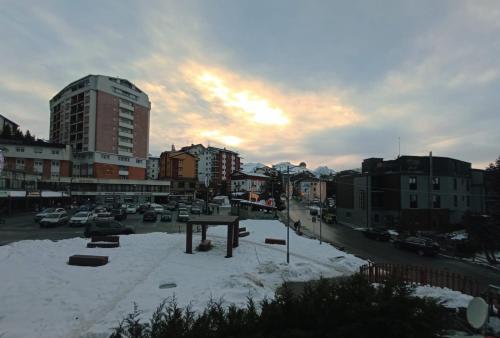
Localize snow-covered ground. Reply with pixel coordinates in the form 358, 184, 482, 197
0, 220, 365, 338
413, 285, 473, 308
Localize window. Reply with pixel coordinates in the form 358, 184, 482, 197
101, 154, 110, 159
16, 147, 24, 153
358, 190, 365, 209
432, 177, 440, 190
409, 176, 417, 190
118, 156, 130, 162
119, 166, 128, 171
119, 118, 133, 125
410, 195, 418, 208
136, 159, 142, 164
16, 159, 25, 165
51, 150, 60, 155
453, 178, 457, 190
119, 127, 132, 134
432, 195, 441, 208
34, 148, 43, 154
51, 160, 59, 166
454, 195, 458, 208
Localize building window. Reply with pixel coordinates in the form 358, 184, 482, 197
454, 195, 458, 208
432, 195, 441, 208
432, 177, 440, 190
51, 160, 59, 166
52, 150, 60, 155
16, 147, 24, 153
358, 190, 365, 209
136, 159, 142, 164
101, 154, 110, 159
34, 148, 43, 154
453, 178, 457, 190
118, 156, 130, 162
409, 176, 417, 190
410, 195, 418, 208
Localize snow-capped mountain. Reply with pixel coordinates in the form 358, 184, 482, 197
241, 162, 267, 174
313, 166, 336, 177
272, 162, 311, 174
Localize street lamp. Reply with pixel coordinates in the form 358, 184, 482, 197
285, 164, 302, 264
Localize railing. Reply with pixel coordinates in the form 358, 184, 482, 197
359, 263, 483, 296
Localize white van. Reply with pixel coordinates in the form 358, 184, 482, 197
212, 196, 230, 206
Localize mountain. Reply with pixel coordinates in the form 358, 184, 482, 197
313, 166, 336, 177
272, 162, 311, 174
241, 162, 267, 174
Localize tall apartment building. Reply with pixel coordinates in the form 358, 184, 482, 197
181, 144, 241, 191
146, 156, 160, 180
49, 75, 150, 180
336, 155, 486, 230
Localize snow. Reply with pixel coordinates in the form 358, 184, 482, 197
241, 162, 267, 174
0, 220, 365, 338
413, 285, 473, 308
313, 166, 336, 177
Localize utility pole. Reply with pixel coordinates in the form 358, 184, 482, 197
287, 165, 290, 264
428, 151, 433, 227
319, 177, 322, 244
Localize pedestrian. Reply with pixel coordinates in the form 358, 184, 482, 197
297, 220, 301, 232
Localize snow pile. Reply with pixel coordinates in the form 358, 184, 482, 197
0, 220, 365, 338
414, 285, 473, 308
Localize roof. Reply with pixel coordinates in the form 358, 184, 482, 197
232, 171, 270, 179
187, 215, 239, 225
160, 150, 196, 159
180, 144, 206, 151
0, 138, 67, 149
207, 146, 239, 155
0, 114, 19, 128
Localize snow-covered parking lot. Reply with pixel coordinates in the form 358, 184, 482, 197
0, 220, 365, 338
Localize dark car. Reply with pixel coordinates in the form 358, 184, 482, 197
393, 236, 440, 256
111, 208, 127, 221
138, 204, 150, 214
160, 211, 172, 222
83, 220, 134, 237
362, 228, 391, 241
143, 210, 157, 222
178, 210, 190, 222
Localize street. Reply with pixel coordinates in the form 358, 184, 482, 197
287, 200, 500, 290
0, 210, 199, 245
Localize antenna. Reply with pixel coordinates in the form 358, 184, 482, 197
466, 297, 488, 329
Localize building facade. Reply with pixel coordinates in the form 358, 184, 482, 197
159, 150, 197, 194
49, 75, 150, 180
231, 171, 269, 194
296, 179, 327, 203
336, 156, 486, 230
146, 156, 160, 180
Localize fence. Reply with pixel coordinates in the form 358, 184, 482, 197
359, 263, 483, 296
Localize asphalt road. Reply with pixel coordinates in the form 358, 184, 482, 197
0, 210, 201, 245
287, 199, 500, 290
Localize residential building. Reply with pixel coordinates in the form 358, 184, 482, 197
0, 114, 19, 135
146, 156, 160, 180
231, 171, 270, 194
295, 179, 327, 203
336, 155, 486, 230
49, 75, 150, 180
159, 150, 197, 194
181, 144, 241, 192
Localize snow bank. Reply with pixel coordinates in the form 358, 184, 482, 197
414, 285, 473, 308
0, 220, 365, 338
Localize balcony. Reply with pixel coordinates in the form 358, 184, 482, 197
119, 110, 134, 121
118, 139, 133, 148
118, 130, 133, 138
119, 121, 134, 129
118, 150, 133, 157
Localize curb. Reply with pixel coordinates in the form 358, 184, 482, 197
440, 253, 500, 272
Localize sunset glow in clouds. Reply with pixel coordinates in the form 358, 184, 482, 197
1, 1, 500, 168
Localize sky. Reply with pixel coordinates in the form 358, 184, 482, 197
1, 0, 499, 170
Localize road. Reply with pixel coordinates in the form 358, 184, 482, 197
287, 200, 500, 290
0, 210, 214, 245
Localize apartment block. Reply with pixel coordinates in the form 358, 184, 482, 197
49, 75, 150, 180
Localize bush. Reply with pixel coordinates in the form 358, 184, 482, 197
110, 274, 451, 338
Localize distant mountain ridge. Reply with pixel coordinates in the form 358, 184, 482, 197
241, 161, 336, 177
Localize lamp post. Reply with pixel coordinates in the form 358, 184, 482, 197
285, 164, 302, 264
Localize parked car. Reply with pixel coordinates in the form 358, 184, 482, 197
69, 211, 95, 227
34, 208, 65, 222
126, 204, 137, 214
393, 236, 440, 256
40, 212, 69, 228
138, 204, 150, 214
83, 220, 135, 237
160, 210, 172, 222
178, 210, 190, 222
166, 202, 177, 211
361, 228, 391, 241
143, 210, 158, 222
151, 204, 164, 214
190, 206, 202, 215
111, 208, 127, 221
95, 212, 114, 222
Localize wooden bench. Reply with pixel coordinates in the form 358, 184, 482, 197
265, 238, 286, 245
87, 242, 120, 248
238, 231, 250, 237
198, 240, 212, 252
238, 227, 247, 233
68, 254, 108, 266
91, 235, 120, 243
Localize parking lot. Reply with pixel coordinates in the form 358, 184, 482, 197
0, 208, 229, 245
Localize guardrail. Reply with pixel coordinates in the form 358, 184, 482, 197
359, 263, 483, 296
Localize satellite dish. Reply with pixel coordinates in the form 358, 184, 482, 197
466, 297, 489, 329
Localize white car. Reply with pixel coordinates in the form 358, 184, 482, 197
151, 204, 164, 214
40, 212, 69, 228
69, 211, 95, 227
95, 212, 114, 222
34, 208, 65, 222
126, 204, 137, 214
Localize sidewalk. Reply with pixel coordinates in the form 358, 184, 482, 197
440, 252, 500, 273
